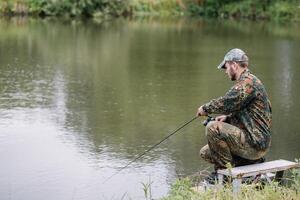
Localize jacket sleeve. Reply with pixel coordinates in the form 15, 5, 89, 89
202, 81, 255, 115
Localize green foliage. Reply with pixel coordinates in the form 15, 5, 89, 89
0, 0, 12, 15
0, 0, 130, 17
141, 178, 154, 200
0, 0, 300, 21
131, 0, 184, 16
219, 0, 267, 19
187, 0, 300, 21
202, 0, 222, 17
290, 159, 300, 192
0, 0, 28, 15
187, 3, 204, 16
162, 178, 197, 200
31, 0, 130, 17
269, 1, 299, 21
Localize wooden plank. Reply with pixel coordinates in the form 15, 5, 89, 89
218, 159, 299, 178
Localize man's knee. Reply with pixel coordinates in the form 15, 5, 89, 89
199, 146, 207, 159
199, 145, 215, 164
199, 144, 211, 159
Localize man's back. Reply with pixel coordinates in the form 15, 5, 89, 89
229, 70, 272, 151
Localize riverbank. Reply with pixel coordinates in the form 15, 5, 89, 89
1, 0, 300, 22
162, 167, 300, 200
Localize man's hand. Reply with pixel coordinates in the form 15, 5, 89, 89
215, 115, 227, 122
196, 106, 207, 117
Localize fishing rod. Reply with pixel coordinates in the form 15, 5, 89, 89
103, 115, 215, 184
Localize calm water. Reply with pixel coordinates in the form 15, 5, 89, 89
0, 17, 300, 199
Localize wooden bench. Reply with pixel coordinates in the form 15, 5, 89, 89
217, 159, 300, 195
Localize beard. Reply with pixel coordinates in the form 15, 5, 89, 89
228, 68, 236, 81
231, 74, 236, 81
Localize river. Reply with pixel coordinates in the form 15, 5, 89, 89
0, 17, 300, 199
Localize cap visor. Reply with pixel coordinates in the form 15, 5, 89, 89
217, 60, 225, 69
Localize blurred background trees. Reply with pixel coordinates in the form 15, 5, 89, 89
0, 0, 299, 21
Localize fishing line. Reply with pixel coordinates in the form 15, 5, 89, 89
103, 115, 200, 183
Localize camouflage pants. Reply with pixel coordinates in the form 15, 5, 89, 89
200, 121, 267, 170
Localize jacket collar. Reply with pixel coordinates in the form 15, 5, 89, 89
238, 68, 250, 81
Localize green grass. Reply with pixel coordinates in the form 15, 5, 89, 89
162, 166, 300, 200
162, 178, 300, 200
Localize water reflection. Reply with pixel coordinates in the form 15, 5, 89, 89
0, 17, 300, 199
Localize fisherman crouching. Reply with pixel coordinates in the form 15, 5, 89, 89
196, 48, 272, 183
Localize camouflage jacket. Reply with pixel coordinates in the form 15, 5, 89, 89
202, 69, 272, 150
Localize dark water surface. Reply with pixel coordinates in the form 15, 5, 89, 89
0, 17, 300, 199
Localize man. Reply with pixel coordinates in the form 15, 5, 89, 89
196, 48, 272, 179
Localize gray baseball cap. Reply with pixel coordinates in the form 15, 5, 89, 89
217, 48, 248, 69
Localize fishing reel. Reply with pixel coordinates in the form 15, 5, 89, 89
202, 116, 215, 126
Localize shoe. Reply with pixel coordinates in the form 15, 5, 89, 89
203, 171, 230, 185
233, 155, 265, 167
203, 171, 218, 185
